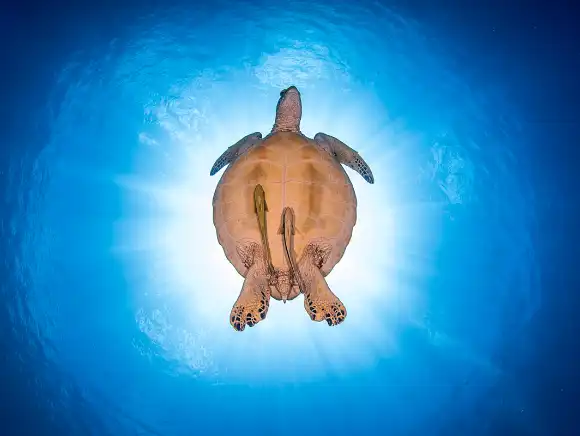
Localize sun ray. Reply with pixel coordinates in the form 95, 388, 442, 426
115, 76, 441, 384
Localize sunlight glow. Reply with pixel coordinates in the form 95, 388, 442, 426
114, 61, 441, 384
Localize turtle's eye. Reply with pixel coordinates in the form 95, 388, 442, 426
280, 89, 287, 97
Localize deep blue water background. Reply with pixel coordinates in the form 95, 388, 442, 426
1, 1, 579, 435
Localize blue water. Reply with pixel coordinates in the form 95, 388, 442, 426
2, 1, 575, 435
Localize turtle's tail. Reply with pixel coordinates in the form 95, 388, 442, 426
278, 207, 306, 302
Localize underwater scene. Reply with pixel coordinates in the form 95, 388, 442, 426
1, 1, 578, 435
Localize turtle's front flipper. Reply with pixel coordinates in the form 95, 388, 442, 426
231, 242, 271, 331
210, 132, 263, 176
313, 132, 374, 184
297, 242, 347, 326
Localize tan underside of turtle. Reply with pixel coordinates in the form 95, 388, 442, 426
213, 132, 356, 282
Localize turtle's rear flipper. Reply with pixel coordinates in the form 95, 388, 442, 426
297, 243, 347, 326
231, 243, 271, 332
278, 207, 345, 325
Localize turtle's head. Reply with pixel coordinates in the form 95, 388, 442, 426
273, 85, 302, 133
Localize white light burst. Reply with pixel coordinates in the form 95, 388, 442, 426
113, 63, 440, 385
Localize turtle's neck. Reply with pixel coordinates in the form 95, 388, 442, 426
272, 111, 301, 133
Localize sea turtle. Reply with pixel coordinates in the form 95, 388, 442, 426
210, 86, 374, 331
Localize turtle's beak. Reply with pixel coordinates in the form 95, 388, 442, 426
280, 85, 299, 97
